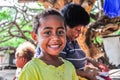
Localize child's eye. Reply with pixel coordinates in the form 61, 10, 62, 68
57, 31, 65, 35
44, 31, 51, 35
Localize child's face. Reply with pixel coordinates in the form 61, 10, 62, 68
35, 15, 66, 56
66, 25, 83, 41
15, 54, 28, 68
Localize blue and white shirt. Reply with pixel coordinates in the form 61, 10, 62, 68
60, 39, 87, 70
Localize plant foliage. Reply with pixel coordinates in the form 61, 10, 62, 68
0, 2, 44, 53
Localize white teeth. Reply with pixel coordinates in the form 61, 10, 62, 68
50, 45, 59, 48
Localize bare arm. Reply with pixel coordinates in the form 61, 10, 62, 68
76, 69, 98, 80
87, 58, 109, 72
87, 58, 100, 70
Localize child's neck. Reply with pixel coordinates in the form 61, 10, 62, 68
40, 56, 64, 67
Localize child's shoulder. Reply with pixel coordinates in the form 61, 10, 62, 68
61, 58, 74, 66
61, 58, 76, 71
24, 58, 40, 67
22, 58, 43, 71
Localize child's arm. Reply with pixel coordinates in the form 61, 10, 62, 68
87, 58, 109, 72
18, 62, 42, 80
18, 67, 38, 80
72, 69, 79, 80
70, 63, 79, 80
76, 69, 98, 80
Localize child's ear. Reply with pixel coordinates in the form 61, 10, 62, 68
31, 31, 38, 43
21, 58, 28, 65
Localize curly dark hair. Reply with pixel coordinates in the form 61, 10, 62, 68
61, 3, 90, 28
33, 9, 65, 34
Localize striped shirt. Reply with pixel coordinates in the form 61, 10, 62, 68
59, 40, 87, 70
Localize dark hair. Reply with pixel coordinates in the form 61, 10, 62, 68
33, 9, 65, 34
61, 3, 90, 28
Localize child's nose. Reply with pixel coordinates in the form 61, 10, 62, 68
75, 32, 80, 37
51, 34, 59, 40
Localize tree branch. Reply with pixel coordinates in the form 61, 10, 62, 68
0, 46, 15, 51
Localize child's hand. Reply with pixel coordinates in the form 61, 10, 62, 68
85, 67, 99, 80
98, 63, 109, 72
86, 70, 99, 80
